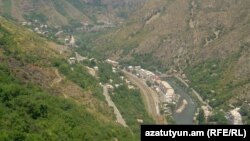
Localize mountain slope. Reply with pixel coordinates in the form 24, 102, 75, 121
0, 0, 146, 26
0, 16, 135, 140
92, 0, 250, 110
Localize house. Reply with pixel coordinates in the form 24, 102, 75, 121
65, 35, 76, 47
106, 84, 114, 91
68, 57, 76, 64
115, 84, 120, 88
112, 67, 117, 73
120, 76, 124, 80
94, 66, 99, 71
105, 59, 119, 67
34, 27, 39, 32
128, 85, 135, 89
228, 108, 243, 125
201, 105, 212, 121
159, 81, 177, 103
65, 38, 69, 44
165, 89, 175, 103
127, 66, 133, 71
159, 81, 172, 94
137, 119, 144, 124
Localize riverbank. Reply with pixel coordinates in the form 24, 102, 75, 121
166, 77, 197, 124
176, 99, 188, 113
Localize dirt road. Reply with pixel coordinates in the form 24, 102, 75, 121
102, 85, 127, 127
122, 70, 165, 124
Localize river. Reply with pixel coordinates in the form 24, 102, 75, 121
166, 78, 197, 124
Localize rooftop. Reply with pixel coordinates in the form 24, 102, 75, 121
161, 81, 172, 89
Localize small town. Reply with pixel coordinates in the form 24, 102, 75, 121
66, 45, 244, 125
126, 65, 180, 115
18, 13, 244, 125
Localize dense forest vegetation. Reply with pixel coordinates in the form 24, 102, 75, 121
0, 62, 134, 140
112, 86, 154, 134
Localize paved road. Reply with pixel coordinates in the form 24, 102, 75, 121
123, 70, 165, 124
102, 85, 127, 127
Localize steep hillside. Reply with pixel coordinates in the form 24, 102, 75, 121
92, 0, 250, 112
0, 0, 146, 26
0, 16, 136, 140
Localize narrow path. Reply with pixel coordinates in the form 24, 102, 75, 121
51, 69, 63, 87
102, 85, 127, 127
123, 70, 165, 124
75, 52, 87, 62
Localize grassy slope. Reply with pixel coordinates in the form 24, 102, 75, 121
0, 17, 135, 140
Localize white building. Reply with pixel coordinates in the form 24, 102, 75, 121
165, 89, 175, 103
201, 105, 212, 121
65, 35, 76, 47
159, 81, 172, 94
159, 81, 177, 103
106, 84, 114, 91
137, 69, 158, 83
94, 66, 99, 71
68, 57, 76, 64
228, 108, 243, 125
105, 59, 119, 67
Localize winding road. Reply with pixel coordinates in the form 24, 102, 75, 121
102, 85, 127, 127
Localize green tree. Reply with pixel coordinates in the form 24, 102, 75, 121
197, 109, 206, 124
209, 110, 228, 124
